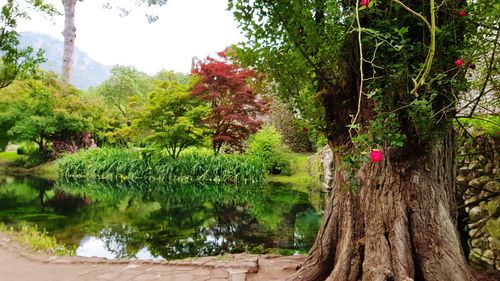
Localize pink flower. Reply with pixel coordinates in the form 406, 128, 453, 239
458, 10, 467, 17
370, 149, 383, 163
454, 58, 464, 67
360, 0, 370, 8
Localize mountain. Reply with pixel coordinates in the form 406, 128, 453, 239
19, 32, 111, 90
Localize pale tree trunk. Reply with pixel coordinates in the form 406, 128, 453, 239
61, 0, 77, 84
288, 132, 474, 281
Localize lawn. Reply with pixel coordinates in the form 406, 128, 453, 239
0, 151, 24, 163
267, 152, 316, 192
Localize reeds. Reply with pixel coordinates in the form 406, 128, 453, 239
57, 147, 266, 184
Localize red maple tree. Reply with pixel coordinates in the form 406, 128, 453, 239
191, 50, 268, 155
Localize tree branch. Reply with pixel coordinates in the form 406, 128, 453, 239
391, 0, 431, 31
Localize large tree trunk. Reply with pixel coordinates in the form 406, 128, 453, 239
61, 0, 77, 84
288, 133, 474, 281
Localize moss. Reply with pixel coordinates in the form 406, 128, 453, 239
485, 217, 500, 239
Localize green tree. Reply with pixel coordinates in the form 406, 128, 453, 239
229, 0, 492, 280
97, 65, 152, 119
0, 0, 57, 89
137, 80, 209, 158
154, 69, 190, 84
0, 82, 23, 150
5, 72, 92, 160
94, 65, 153, 145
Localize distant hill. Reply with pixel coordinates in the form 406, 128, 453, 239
19, 32, 111, 90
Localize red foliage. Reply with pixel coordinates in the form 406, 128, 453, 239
192, 50, 269, 154
50, 131, 97, 158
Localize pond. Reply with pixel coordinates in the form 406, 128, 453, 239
0, 175, 323, 260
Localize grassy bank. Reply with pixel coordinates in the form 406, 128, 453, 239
0, 223, 74, 255
267, 152, 316, 192
58, 147, 267, 184
0, 152, 57, 180
3, 149, 317, 189
0, 151, 23, 163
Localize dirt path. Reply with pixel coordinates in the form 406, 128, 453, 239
0, 234, 304, 281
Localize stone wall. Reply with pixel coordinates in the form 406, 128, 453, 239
307, 145, 333, 193
458, 135, 500, 270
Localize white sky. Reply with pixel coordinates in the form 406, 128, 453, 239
14, 0, 245, 74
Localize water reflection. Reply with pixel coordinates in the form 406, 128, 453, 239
0, 176, 323, 260
77, 235, 161, 260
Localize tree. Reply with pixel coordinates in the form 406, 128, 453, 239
5, 72, 92, 160
136, 80, 209, 158
61, 0, 78, 84
154, 69, 190, 84
0, 81, 22, 150
191, 51, 268, 155
92, 65, 153, 145
230, 0, 485, 280
60, 0, 168, 84
97, 65, 152, 119
0, 0, 57, 88
267, 99, 315, 152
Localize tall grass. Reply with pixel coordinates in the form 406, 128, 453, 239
57, 147, 267, 184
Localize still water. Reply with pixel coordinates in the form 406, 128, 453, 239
0, 175, 323, 260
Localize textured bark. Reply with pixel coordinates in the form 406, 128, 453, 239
287, 133, 474, 281
61, 0, 77, 84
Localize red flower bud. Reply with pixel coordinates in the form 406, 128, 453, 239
370, 149, 383, 163
469, 63, 476, 70
360, 0, 370, 8
455, 58, 464, 67
301, 127, 309, 134
458, 10, 467, 17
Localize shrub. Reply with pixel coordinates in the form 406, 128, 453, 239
16, 142, 37, 155
246, 125, 292, 175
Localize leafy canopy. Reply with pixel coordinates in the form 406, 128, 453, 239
136, 80, 210, 158
0, 0, 58, 89
1, 72, 94, 159
191, 50, 269, 154
229, 0, 481, 157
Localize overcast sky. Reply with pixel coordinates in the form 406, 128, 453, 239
14, 0, 245, 74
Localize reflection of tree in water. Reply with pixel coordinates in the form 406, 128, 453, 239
143, 203, 263, 259
49, 191, 92, 213
99, 225, 146, 259
25, 176, 54, 213
26, 180, 323, 259
294, 209, 322, 249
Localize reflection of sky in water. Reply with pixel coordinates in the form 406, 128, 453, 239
76, 235, 162, 260
0, 176, 323, 260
